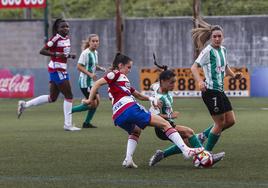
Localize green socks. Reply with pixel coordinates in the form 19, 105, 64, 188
71, 104, 97, 124
205, 132, 220, 151
163, 135, 202, 158
72, 104, 89, 113
203, 125, 214, 138
163, 144, 182, 157
188, 135, 203, 148
84, 108, 97, 124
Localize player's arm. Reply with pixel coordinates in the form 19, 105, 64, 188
226, 65, 243, 80
132, 90, 161, 108
77, 63, 97, 80
191, 63, 206, 91
82, 78, 107, 106
40, 46, 55, 57
96, 65, 106, 72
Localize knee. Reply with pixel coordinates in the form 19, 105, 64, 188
225, 119, 236, 128
132, 129, 141, 136
178, 127, 194, 138
49, 96, 57, 103
185, 128, 194, 138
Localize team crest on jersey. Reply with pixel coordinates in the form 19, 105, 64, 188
216, 66, 225, 73
125, 82, 131, 89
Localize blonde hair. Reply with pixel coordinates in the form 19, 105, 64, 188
192, 17, 223, 55
81, 34, 99, 50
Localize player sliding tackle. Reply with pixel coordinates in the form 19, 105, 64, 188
148, 54, 225, 168
82, 52, 203, 168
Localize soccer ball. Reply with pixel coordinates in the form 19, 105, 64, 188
193, 151, 213, 168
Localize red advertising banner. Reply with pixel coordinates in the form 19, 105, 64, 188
0, 69, 34, 98
0, 0, 46, 9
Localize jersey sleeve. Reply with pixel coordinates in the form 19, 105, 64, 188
130, 87, 136, 93
223, 47, 228, 65
45, 35, 59, 49
103, 70, 121, 84
195, 47, 210, 67
77, 51, 87, 66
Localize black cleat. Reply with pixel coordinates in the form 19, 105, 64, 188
149, 150, 164, 166
82, 122, 97, 128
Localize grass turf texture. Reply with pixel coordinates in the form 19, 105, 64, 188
0, 98, 267, 188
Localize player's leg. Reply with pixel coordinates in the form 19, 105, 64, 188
205, 114, 225, 151
149, 125, 203, 166
58, 79, 80, 131
17, 81, 57, 119
223, 111, 236, 129
150, 114, 203, 159
72, 88, 89, 113
122, 126, 141, 168
83, 94, 99, 128
196, 124, 214, 144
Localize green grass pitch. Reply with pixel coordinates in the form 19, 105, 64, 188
0, 98, 267, 188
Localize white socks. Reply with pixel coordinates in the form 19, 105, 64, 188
25, 95, 49, 108
166, 128, 190, 154
63, 99, 73, 127
125, 135, 139, 161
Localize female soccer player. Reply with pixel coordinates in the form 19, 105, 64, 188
148, 69, 225, 167
71, 34, 106, 128
17, 18, 80, 131
82, 53, 203, 168
191, 17, 243, 151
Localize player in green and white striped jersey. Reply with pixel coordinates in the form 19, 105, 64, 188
148, 70, 225, 167
191, 17, 243, 152
72, 34, 106, 128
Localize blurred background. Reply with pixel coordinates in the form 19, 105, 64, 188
0, 0, 268, 98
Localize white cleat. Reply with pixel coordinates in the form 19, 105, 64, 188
64, 126, 81, 131
211, 151, 225, 166
149, 150, 164, 166
122, 158, 138, 168
183, 147, 204, 159
17, 100, 26, 119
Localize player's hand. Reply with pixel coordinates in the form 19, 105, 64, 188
198, 80, 206, 92
92, 74, 97, 81
171, 111, 180, 119
82, 98, 91, 105
234, 72, 243, 80
69, 53, 76, 59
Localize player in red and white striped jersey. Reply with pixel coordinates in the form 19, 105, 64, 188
83, 53, 204, 168
17, 18, 80, 131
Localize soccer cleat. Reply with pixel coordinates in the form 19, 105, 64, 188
82, 122, 97, 128
184, 147, 204, 159
211, 151, 225, 166
64, 126, 81, 131
17, 100, 26, 119
149, 150, 164, 166
122, 158, 138, 168
196, 132, 207, 144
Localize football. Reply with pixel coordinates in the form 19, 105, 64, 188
193, 151, 213, 168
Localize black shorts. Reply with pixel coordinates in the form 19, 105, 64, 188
155, 121, 175, 141
202, 89, 233, 115
80, 87, 98, 98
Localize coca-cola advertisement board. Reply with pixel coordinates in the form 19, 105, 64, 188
0, 69, 34, 98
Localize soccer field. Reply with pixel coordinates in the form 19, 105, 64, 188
0, 98, 267, 188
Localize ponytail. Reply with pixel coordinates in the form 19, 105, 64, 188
111, 52, 132, 70
192, 17, 223, 55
